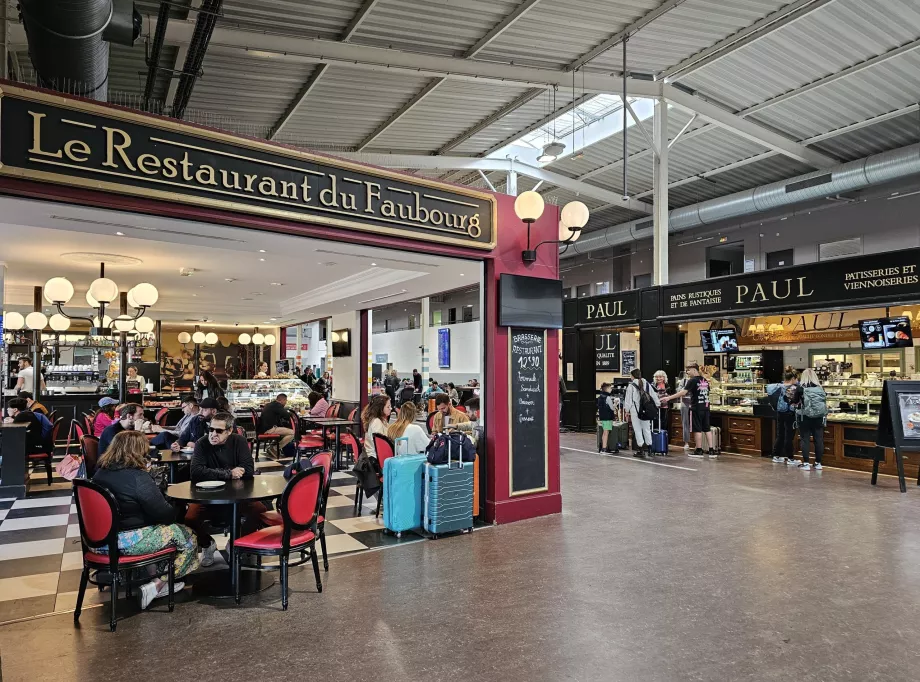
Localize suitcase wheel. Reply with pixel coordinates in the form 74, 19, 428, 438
395, 531, 402, 539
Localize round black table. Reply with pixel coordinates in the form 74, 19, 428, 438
167, 477, 290, 598
152, 450, 191, 484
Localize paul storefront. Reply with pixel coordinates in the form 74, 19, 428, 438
659, 248, 920, 477
0, 82, 562, 523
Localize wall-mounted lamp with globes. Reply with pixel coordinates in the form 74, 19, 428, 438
514, 191, 589, 263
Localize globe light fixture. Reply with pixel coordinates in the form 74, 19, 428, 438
264, 333, 276, 346
49, 314, 71, 331
204, 332, 219, 345
252, 332, 265, 345
514, 191, 545, 223
178, 331, 192, 344
192, 331, 206, 344
114, 315, 135, 332
86, 290, 99, 308
238, 332, 252, 345
88, 277, 119, 304
130, 283, 159, 307
43, 277, 74, 304
26, 311, 48, 330
520, 199, 590, 263
5, 311, 24, 330
134, 316, 155, 334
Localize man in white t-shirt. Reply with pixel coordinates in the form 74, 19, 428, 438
14, 357, 44, 395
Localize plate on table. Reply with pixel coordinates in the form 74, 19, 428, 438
195, 481, 226, 489
181, 447, 194, 454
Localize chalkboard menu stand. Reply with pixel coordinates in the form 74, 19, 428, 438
509, 329, 548, 497
873, 381, 920, 493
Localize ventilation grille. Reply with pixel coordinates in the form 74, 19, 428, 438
634, 219, 654, 231
819, 237, 862, 261
785, 173, 832, 194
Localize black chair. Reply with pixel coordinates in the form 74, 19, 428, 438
72, 479, 178, 631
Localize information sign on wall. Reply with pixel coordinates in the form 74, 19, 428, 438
594, 332, 619, 371
437, 328, 450, 368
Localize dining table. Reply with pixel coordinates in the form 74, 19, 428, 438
152, 448, 192, 483
298, 416, 360, 470
166, 476, 290, 598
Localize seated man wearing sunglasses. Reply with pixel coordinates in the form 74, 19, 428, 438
184, 412, 263, 567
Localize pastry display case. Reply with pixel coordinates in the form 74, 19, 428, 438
225, 378, 312, 414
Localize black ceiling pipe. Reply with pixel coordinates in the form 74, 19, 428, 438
143, 1, 171, 109
171, 0, 222, 119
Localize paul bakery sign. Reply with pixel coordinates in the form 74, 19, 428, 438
661, 248, 920, 318
576, 290, 639, 325
0, 86, 495, 249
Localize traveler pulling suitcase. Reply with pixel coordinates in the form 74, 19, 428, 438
650, 411, 669, 455
382, 454, 427, 537
424, 437, 474, 538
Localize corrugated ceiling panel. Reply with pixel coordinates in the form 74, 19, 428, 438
680, 0, 920, 111
668, 155, 811, 207
748, 50, 920, 141
275, 68, 430, 149
476, 0, 662, 69
185, 52, 317, 131
581, 204, 651, 232
366, 81, 532, 153
667, 129, 768, 181
217, 0, 364, 40
813, 111, 920, 161
590, 0, 789, 76
351, 0, 520, 55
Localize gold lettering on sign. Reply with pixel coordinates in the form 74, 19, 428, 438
737, 277, 814, 305
28, 112, 63, 159
586, 301, 627, 320
63, 139, 91, 163
102, 126, 136, 171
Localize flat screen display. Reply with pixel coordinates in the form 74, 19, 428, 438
331, 329, 352, 357
859, 317, 913, 349
700, 329, 739, 353
499, 274, 563, 329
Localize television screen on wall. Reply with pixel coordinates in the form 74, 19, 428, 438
700, 329, 739, 353
859, 317, 913, 349
499, 274, 563, 329
331, 329, 352, 357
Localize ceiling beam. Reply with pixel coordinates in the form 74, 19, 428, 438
438, 88, 545, 154
661, 0, 835, 81
341, 0, 383, 41
567, 0, 687, 72
664, 85, 838, 168
269, 0, 383, 140
354, 1, 543, 152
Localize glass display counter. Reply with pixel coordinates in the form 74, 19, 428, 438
225, 378, 311, 414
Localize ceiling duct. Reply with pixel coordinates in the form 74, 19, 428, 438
563, 143, 920, 259
19, 0, 140, 102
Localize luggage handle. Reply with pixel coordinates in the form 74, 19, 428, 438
447, 432, 462, 470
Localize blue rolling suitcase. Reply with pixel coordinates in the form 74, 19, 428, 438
382, 454, 426, 537
651, 411, 669, 455
423, 441, 474, 537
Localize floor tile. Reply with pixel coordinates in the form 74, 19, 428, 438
66, 524, 81, 538
0, 514, 70, 532
60, 551, 84, 572
0, 572, 59, 602
0, 555, 64, 580
10, 497, 74, 509
0, 538, 66, 561
348, 528, 426, 550
57, 569, 85, 594
23, 485, 73, 498
0, 500, 16, 511
329, 515, 386, 534
5, 505, 71, 520
0, 594, 57, 622
0, 526, 69, 545
62, 538, 83, 553
317, 534, 367, 556
325, 495, 361, 508
54, 588, 107, 613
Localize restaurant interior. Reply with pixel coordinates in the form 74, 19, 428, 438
0, 192, 484, 623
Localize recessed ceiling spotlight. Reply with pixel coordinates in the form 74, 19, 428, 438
460, 273, 465, 277
115, 231, 125, 236
242, 297, 253, 301
371, 262, 377, 266
270, 282, 284, 286
251, 292, 263, 296
259, 249, 266, 253
259, 258, 265, 262
225, 278, 236, 282
198, 285, 205, 288
269, 317, 277, 321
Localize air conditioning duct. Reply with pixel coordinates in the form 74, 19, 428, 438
563, 143, 920, 259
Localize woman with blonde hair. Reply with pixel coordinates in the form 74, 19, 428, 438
92, 430, 200, 610
795, 368, 827, 470
387, 402, 431, 455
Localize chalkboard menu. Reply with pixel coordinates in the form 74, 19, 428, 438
509, 329, 548, 496
595, 332, 619, 371
621, 350, 637, 376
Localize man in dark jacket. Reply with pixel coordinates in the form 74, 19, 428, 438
171, 398, 218, 450
7, 397, 50, 453
259, 393, 294, 455
184, 412, 262, 566
99, 404, 144, 454
412, 369, 422, 392
398, 380, 416, 407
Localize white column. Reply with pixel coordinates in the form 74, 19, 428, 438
653, 98, 669, 286
295, 324, 302, 370
506, 167, 518, 196
421, 297, 430, 384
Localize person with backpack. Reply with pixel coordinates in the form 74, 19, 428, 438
795, 368, 827, 470
625, 368, 661, 458
767, 369, 801, 465
596, 383, 617, 454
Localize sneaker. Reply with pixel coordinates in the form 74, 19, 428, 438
785, 458, 797, 466
798, 462, 812, 470
138, 581, 159, 610
772, 456, 784, 463
708, 449, 717, 458
688, 448, 704, 458
200, 539, 217, 567
155, 580, 184, 599
814, 463, 823, 470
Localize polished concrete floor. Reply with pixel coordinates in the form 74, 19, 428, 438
3, 433, 920, 681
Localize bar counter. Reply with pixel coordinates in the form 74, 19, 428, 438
667, 408, 915, 478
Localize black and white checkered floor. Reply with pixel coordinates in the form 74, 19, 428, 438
0, 454, 424, 624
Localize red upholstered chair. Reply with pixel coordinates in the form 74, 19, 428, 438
250, 407, 282, 461
372, 434, 396, 518
233, 466, 324, 609
347, 407, 358, 423
426, 412, 436, 434
80, 435, 100, 479
83, 412, 95, 436
155, 408, 169, 427
324, 404, 335, 418
455, 405, 467, 414
72, 479, 179, 632
261, 451, 333, 571
331, 403, 342, 418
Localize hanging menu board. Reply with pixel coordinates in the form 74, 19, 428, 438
509, 329, 548, 496
621, 350, 637, 377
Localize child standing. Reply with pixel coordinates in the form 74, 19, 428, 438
597, 383, 618, 453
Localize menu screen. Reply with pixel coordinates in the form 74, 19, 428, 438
897, 392, 920, 440
859, 317, 913, 349
700, 329, 739, 353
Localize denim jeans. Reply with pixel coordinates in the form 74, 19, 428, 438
798, 416, 825, 465
772, 412, 796, 459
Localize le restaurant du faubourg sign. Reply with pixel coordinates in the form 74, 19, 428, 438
0, 85, 496, 249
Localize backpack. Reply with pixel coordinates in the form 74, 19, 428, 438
426, 431, 476, 465
636, 380, 658, 421
799, 386, 828, 419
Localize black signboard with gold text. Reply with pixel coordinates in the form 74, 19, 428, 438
661, 248, 920, 319
0, 86, 495, 250
576, 290, 640, 326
